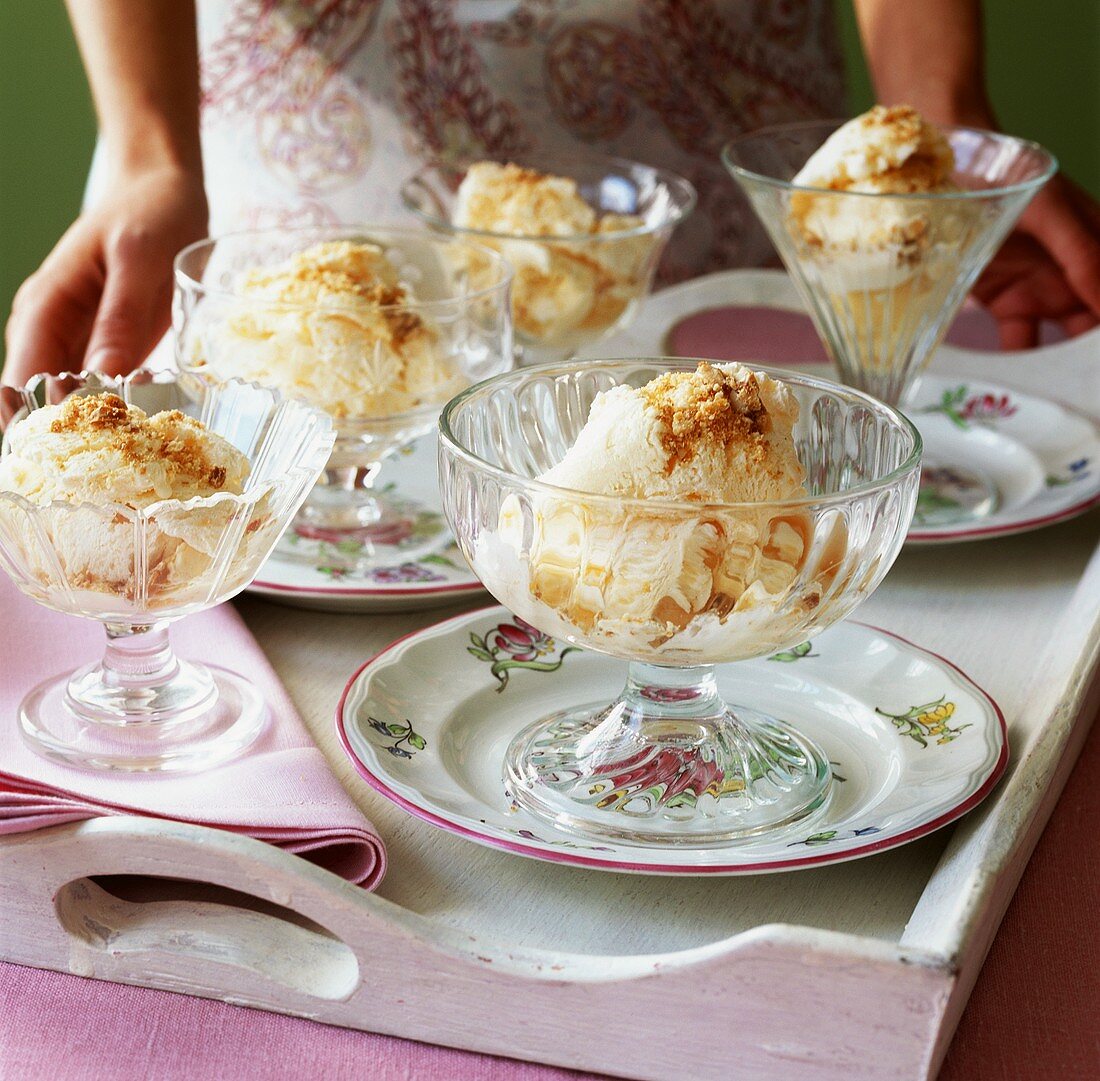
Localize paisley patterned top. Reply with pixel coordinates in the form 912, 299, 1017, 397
195, 0, 844, 279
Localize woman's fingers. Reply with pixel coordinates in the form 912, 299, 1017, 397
1060, 309, 1099, 339
84, 228, 173, 375
997, 316, 1039, 352
2, 166, 208, 388
1018, 178, 1100, 319
3, 231, 103, 387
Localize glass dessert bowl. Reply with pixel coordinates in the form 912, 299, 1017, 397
722, 108, 1057, 407
439, 359, 921, 846
174, 226, 513, 569
0, 371, 334, 772
401, 156, 695, 364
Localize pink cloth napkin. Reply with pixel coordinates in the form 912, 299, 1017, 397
0, 573, 386, 888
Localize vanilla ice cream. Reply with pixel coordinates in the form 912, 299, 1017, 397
453, 163, 655, 348
481, 363, 846, 662
0, 393, 269, 609
785, 106, 976, 380
790, 104, 956, 280
189, 240, 462, 421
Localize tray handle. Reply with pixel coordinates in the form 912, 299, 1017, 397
54, 874, 360, 1001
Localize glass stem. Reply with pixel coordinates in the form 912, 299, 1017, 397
100, 621, 180, 695
622, 662, 725, 720
574, 663, 725, 763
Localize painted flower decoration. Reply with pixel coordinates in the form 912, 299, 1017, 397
958, 393, 1017, 422
468, 616, 579, 692
367, 716, 427, 758
639, 686, 702, 704
592, 746, 724, 811
371, 562, 445, 585
922, 465, 977, 489
492, 617, 555, 661
875, 696, 969, 747
295, 519, 415, 547
295, 524, 366, 545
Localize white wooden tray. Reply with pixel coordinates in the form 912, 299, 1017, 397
2, 272, 1098, 1081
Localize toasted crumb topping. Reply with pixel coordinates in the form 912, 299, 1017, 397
242, 240, 429, 348
48, 394, 231, 490
829, 105, 953, 192
640, 363, 772, 473
458, 161, 642, 237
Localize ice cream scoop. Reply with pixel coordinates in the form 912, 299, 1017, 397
786, 105, 961, 290
453, 162, 652, 346
189, 240, 461, 420
0, 392, 249, 506
0, 393, 264, 603
495, 363, 837, 653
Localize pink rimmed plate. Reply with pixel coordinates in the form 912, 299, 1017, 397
906, 375, 1100, 543
337, 606, 1007, 875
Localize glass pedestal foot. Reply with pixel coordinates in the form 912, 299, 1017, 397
281, 486, 450, 571
20, 664, 266, 773
503, 663, 832, 847
914, 460, 1000, 528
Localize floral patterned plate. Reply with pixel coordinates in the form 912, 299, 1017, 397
907, 375, 1099, 543
337, 606, 1007, 874
248, 433, 485, 612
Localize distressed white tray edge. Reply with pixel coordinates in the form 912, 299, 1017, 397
1, 815, 955, 1081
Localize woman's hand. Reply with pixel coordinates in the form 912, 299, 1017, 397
971, 174, 1100, 350
3, 165, 208, 387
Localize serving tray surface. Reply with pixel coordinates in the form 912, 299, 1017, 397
2, 272, 1098, 1081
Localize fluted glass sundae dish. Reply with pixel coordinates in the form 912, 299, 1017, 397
175, 227, 512, 569
723, 107, 1056, 406
0, 371, 334, 771
439, 359, 920, 845
402, 156, 695, 363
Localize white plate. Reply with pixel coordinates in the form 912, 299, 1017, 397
908, 376, 1100, 542
337, 606, 1007, 875
248, 433, 485, 612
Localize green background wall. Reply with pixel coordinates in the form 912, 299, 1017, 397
1, 2, 1097, 373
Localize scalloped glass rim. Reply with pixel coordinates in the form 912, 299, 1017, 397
721, 119, 1058, 202
0, 368, 335, 518
438, 357, 923, 514
400, 153, 698, 243
173, 225, 514, 315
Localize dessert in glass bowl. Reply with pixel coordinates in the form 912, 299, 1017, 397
723, 106, 1056, 406
439, 359, 921, 845
0, 371, 334, 772
401, 156, 695, 363
175, 227, 512, 568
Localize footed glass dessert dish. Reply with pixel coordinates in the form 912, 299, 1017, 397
174, 227, 513, 570
439, 360, 921, 846
401, 155, 695, 364
0, 371, 334, 772
722, 120, 1056, 407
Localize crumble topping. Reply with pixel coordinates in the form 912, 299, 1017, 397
47, 394, 233, 491
641, 363, 772, 475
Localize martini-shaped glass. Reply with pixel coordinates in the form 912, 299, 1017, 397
722, 122, 1056, 408
724, 122, 1055, 530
